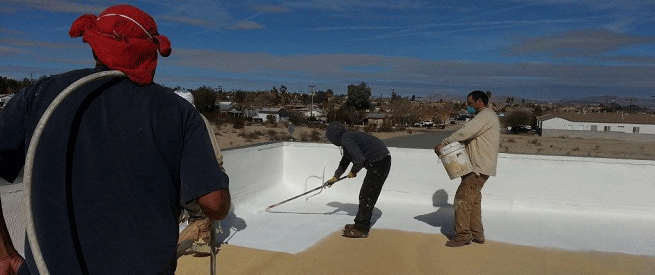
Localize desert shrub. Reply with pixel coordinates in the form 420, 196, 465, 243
310, 130, 321, 142
572, 147, 580, 151
364, 123, 377, 133
238, 130, 263, 141
507, 138, 515, 143
529, 138, 541, 146
276, 133, 293, 141
406, 129, 413, 134
233, 118, 245, 129
300, 131, 310, 141
377, 124, 393, 132
267, 129, 278, 139
266, 114, 277, 124
287, 112, 306, 126
594, 145, 601, 151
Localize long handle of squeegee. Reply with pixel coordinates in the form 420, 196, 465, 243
263, 176, 347, 212
23, 70, 127, 275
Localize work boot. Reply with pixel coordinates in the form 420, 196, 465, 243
178, 217, 212, 255
342, 224, 368, 238
445, 237, 472, 247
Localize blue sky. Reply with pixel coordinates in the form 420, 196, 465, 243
1, 0, 654, 101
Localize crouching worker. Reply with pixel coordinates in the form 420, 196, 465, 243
324, 122, 391, 238
0, 4, 230, 275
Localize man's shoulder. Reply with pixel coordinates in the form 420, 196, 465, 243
481, 108, 497, 115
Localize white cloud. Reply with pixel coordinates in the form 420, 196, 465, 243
159, 47, 655, 99
508, 29, 655, 57
227, 21, 264, 30
252, 4, 289, 14
1, 0, 106, 14
0, 45, 29, 55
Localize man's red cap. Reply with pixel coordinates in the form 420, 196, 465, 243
69, 4, 171, 86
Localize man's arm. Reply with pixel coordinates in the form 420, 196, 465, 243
0, 201, 24, 274
333, 155, 350, 178
340, 137, 365, 175
197, 188, 231, 220
440, 111, 491, 145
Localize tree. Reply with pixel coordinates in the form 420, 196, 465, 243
233, 90, 251, 111
503, 109, 533, 128
389, 97, 412, 126
345, 82, 371, 110
391, 91, 402, 101
191, 86, 217, 114
533, 105, 543, 117
266, 114, 277, 123
336, 105, 362, 126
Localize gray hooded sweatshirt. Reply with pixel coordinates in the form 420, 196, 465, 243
325, 122, 390, 177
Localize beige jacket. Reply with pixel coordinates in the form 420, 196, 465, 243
441, 108, 500, 176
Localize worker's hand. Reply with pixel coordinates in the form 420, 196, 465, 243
347, 171, 357, 178
434, 144, 444, 156
0, 253, 24, 275
324, 176, 339, 187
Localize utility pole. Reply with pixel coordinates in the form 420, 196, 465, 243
309, 84, 316, 118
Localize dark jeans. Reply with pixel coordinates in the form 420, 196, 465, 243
354, 155, 391, 233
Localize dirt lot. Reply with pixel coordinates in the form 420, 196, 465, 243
498, 133, 655, 160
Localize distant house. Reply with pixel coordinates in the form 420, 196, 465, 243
216, 101, 235, 112
364, 113, 388, 126
538, 113, 655, 142
255, 107, 288, 122
303, 109, 326, 121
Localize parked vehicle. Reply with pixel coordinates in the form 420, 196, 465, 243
511, 125, 533, 134
414, 121, 434, 128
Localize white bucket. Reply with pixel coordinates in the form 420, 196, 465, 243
439, 142, 473, 180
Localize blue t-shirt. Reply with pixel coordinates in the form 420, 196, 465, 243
0, 67, 228, 274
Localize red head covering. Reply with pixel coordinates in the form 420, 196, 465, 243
69, 4, 172, 86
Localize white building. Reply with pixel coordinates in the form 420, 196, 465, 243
254, 107, 287, 122
538, 113, 655, 141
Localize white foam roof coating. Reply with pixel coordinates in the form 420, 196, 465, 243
3, 142, 655, 256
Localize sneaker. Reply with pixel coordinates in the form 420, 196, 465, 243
445, 238, 472, 247
472, 238, 485, 244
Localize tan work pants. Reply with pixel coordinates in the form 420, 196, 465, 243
453, 172, 488, 241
